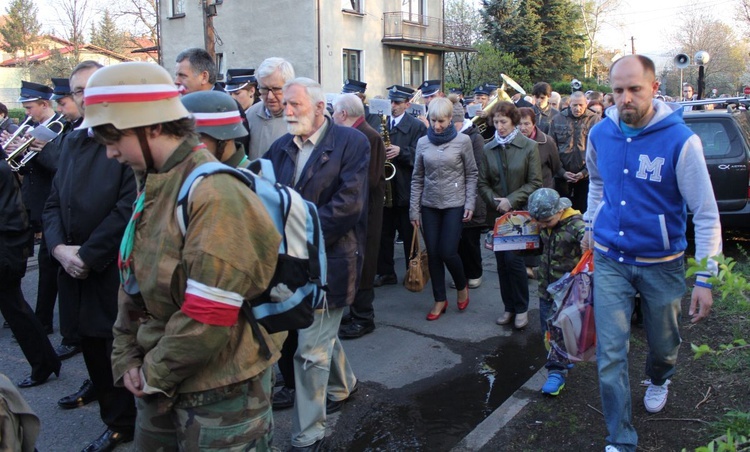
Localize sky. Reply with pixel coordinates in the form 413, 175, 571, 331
7, 0, 743, 62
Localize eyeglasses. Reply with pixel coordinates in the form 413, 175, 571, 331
259, 87, 284, 96
72, 89, 85, 97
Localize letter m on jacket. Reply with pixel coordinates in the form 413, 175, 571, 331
636, 154, 665, 182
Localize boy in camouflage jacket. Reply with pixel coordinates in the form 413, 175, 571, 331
528, 188, 585, 396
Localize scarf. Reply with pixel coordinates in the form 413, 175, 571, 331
494, 128, 518, 147
427, 122, 458, 146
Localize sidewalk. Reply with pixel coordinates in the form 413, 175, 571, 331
1, 244, 549, 451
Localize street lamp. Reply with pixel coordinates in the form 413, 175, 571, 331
695, 51, 710, 100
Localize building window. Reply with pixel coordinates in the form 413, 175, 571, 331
402, 54, 423, 87
171, 0, 185, 17
215, 53, 224, 81
401, 0, 423, 22
343, 49, 361, 83
342, 0, 362, 13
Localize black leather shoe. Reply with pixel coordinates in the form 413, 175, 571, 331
2, 321, 9, 328
288, 438, 324, 452
55, 344, 81, 360
339, 322, 375, 340
273, 386, 295, 410
58, 379, 97, 409
81, 429, 133, 452
340, 313, 353, 326
373, 274, 397, 287
326, 381, 359, 414
17, 368, 59, 388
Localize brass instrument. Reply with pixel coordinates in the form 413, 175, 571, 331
471, 74, 521, 142
381, 115, 396, 181
409, 89, 423, 105
1, 116, 33, 149
6, 120, 65, 171
381, 115, 395, 208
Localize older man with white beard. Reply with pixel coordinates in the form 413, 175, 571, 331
263, 78, 370, 451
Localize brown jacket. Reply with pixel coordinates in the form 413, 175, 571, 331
111, 139, 284, 395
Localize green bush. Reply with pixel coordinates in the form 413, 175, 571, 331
7, 108, 26, 123
551, 80, 610, 96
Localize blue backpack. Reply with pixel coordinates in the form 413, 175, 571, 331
176, 159, 327, 354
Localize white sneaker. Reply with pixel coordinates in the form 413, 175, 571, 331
643, 379, 671, 413
605, 446, 621, 452
468, 277, 482, 288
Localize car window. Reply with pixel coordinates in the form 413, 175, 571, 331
685, 118, 740, 158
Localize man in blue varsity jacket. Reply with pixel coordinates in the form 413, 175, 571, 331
582, 55, 722, 452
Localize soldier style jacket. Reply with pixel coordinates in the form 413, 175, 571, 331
537, 207, 585, 297
111, 139, 283, 396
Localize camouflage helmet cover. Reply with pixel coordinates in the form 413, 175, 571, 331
527, 188, 572, 220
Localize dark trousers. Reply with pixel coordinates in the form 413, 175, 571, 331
0, 277, 60, 380
377, 206, 413, 276
278, 329, 298, 390
558, 178, 589, 213
422, 207, 466, 302
57, 272, 82, 347
33, 238, 59, 332
457, 227, 483, 280
349, 288, 375, 325
80, 336, 136, 435
495, 250, 529, 314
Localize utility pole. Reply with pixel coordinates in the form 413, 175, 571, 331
204, 0, 216, 61
630, 36, 636, 55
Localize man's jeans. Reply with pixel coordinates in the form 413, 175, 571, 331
594, 252, 685, 452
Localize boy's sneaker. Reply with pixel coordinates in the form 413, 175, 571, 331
643, 379, 670, 413
605, 445, 621, 452
541, 373, 565, 396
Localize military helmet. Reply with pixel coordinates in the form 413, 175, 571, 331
78, 62, 189, 130
181, 91, 247, 140
527, 188, 571, 220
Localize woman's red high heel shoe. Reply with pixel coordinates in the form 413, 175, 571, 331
426, 302, 447, 321
457, 288, 470, 311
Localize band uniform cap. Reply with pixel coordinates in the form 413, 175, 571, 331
342, 79, 367, 94
181, 90, 248, 140
527, 188, 572, 220
19, 81, 53, 102
51, 78, 72, 100
225, 68, 256, 92
420, 79, 441, 97
449, 87, 463, 95
387, 85, 415, 101
473, 83, 496, 95
78, 62, 189, 130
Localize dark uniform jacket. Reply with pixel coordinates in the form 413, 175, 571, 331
264, 119, 370, 309
0, 159, 32, 281
389, 113, 427, 207
462, 124, 487, 228
18, 112, 63, 230
42, 128, 136, 337
355, 117, 386, 291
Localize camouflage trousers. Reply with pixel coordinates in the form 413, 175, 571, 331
134, 367, 273, 451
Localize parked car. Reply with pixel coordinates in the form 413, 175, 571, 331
683, 106, 750, 229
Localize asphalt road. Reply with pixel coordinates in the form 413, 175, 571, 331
2, 243, 548, 451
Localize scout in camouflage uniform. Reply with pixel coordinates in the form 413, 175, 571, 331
79, 62, 285, 451
528, 188, 585, 396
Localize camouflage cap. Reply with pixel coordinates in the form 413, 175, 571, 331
528, 188, 571, 220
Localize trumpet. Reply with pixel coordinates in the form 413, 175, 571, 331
1, 116, 33, 149
6, 120, 65, 171
471, 74, 523, 142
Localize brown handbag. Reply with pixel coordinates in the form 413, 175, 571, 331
404, 228, 430, 292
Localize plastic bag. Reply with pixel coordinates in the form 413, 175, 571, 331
547, 251, 596, 362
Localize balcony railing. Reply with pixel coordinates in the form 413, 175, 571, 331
383, 12, 473, 49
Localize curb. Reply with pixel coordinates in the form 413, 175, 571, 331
451, 368, 547, 451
